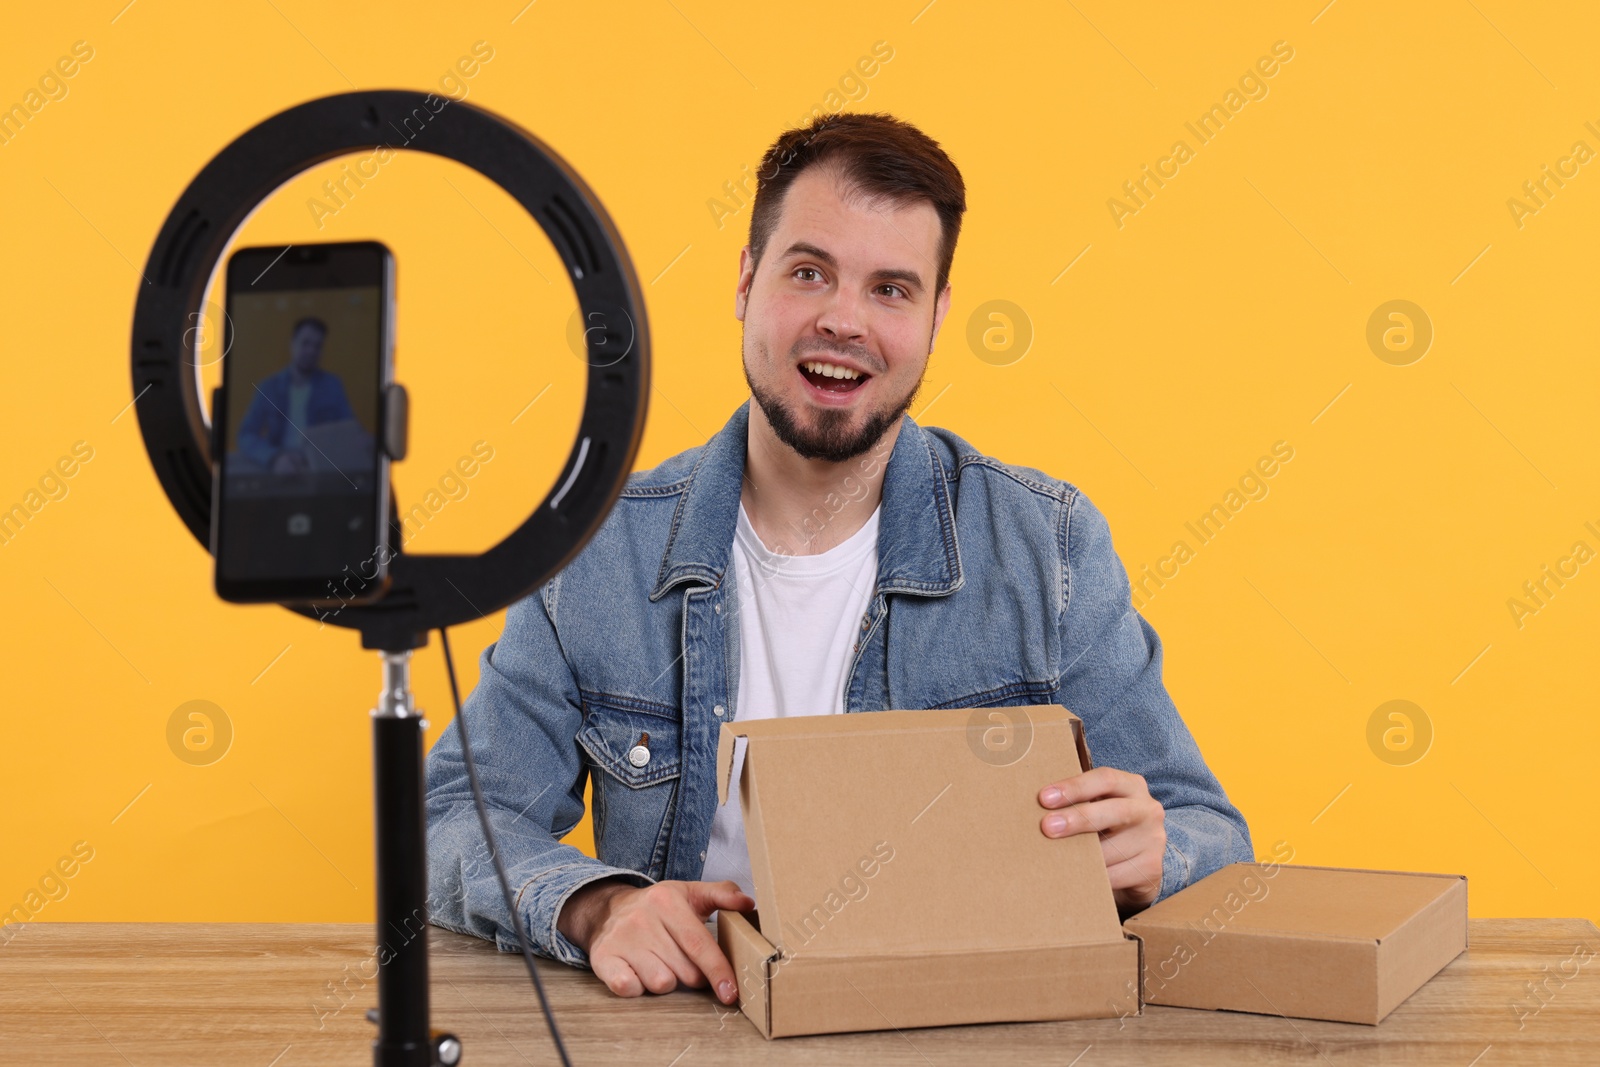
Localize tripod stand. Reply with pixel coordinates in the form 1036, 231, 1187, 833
366, 648, 460, 1066
129, 86, 651, 1067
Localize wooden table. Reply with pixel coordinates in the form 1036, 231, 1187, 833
2, 919, 1596, 1065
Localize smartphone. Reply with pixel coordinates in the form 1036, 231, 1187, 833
211, 241, 396, 606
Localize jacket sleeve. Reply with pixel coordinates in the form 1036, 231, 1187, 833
424, 573, 653, 966
235, 387, 278, 469
1052, 488, 1254, 905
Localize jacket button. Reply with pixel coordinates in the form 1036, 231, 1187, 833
627, 745, 650, 768
714, 704, 726, 718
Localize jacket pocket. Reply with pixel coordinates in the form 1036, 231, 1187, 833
926, 680, 1060, 711
575, 701, 682, 789
574, 700, 681, 877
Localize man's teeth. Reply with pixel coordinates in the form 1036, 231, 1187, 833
802, 360, 862, 380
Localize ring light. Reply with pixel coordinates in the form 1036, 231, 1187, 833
130, 89, 650, 651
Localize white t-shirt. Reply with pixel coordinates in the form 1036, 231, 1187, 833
281, 378, 313, 455
700, 501, 880, 899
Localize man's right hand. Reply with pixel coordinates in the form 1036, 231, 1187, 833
556, 878, 754, 1005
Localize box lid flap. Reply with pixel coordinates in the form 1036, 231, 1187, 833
716, 705, 1124, 957
1123, 862, 1467, 942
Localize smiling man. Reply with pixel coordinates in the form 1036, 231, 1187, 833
425, 112, 1253, 1008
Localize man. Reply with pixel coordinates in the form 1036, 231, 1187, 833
425, 112, 1253, 1009
235, 316, 355, 473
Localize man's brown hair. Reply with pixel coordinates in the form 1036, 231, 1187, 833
747, 112, 967, 298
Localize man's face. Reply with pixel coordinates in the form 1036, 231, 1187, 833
735, 164, 951, 463
290, 324, 325, 373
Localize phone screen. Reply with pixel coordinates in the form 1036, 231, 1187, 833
213, 242, 394, 605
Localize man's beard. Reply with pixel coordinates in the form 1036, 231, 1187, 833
744, 349, 923, 464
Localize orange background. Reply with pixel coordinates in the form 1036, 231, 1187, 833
1, 1, 1594, 928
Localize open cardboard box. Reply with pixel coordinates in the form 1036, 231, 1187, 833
714, 705, 1141, 1038
1122, 862, 1468, 1024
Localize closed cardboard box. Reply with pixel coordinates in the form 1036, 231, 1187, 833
1122, 862, 1468, 1024
714, 705, 1141, 1038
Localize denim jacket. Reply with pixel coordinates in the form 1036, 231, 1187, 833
235, 366, 355, 469
424, 400, 1254, 966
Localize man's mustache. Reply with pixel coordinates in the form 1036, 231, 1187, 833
793, 343, 881, 373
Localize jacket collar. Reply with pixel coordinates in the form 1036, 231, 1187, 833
650, 400, 964, 600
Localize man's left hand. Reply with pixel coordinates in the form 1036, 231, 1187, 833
1038, 767, 1166, 912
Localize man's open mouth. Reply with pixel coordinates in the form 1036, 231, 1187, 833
798, 359, 870, 394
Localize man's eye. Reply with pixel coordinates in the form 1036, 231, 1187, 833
795, 267, 822, 282
878, 284, 905, 299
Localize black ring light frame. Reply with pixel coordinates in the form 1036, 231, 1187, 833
130, 90, 650, 1067
132, 88, 650, 653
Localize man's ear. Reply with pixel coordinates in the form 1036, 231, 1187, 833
929, 283, 952, 351
735, 246, 755, 322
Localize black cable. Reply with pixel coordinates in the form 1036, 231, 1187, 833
439, 625, 574, 1067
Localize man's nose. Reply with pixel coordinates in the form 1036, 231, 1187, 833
815, 287, 866, 342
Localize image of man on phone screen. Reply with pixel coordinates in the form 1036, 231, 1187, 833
235, 315, 357, 475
